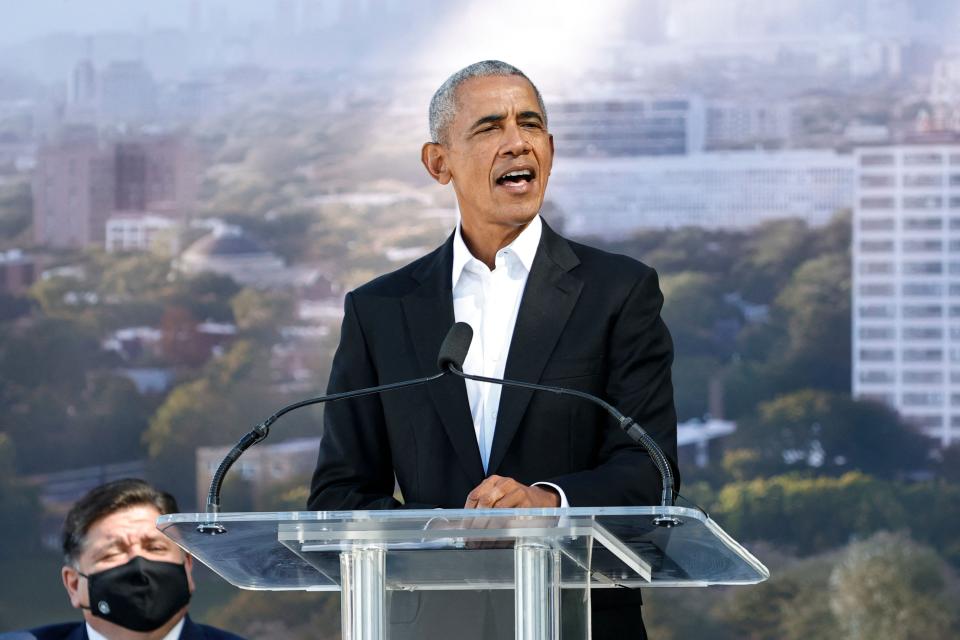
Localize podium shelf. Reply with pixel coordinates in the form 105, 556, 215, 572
158, 506, 768, 591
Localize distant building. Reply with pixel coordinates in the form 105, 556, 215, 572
66, 57, 98, 123
195, 437, 320, 508
115, 367, 176, 394
549, 150, 854, 237
105, 213, 179, 253
32, 128, 115, 248
677, 418, 736, 468
548, 96, 705, 157
177, 224, 323, 289
102, 326, 163, 361
704, 101, 793, 150
178, 226, 287, 286
32, 130, 198, 248
70, 58, 97, 106
930, 53, 960, 105
851, 144, 960, 447
0, 249, 36, 295
99, 61, 158, 123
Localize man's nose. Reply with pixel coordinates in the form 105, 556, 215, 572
500, 123, 531, 156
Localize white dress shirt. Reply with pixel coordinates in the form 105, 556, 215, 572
86, 616, 185, 640
452, 215, 569, 507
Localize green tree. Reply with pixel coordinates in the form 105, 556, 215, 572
936, 443, 960, 483
729, 390, 929, 478
231, 288, 295, 339
672, 354, 723, 421
0, 179, 32, 243
710, 473, 960, 559
731, 219, 812, 303
73, 373, 154, 464
0, 317, 103, 393
829, 531, 958, 640
144, 340, 288, 507
96, 252, 171, 300
723, 551, 838, 640
164, 272, 240, 323
0, 434, 41, 555
661, 271, 739, 358
772, 253, 851, 392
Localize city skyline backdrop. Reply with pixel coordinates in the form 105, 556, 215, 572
2, 1, 960, 637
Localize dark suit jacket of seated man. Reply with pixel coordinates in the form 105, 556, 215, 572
9, 616, 241, 640
308, 60, 679, 640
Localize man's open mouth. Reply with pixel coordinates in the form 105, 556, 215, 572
496, 169, 536, 185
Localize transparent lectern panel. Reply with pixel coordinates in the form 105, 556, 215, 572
157, 506, 768, 591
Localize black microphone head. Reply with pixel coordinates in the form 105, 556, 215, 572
437, 322, 473, 371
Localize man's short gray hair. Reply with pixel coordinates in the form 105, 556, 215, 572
428, 60, 548, 145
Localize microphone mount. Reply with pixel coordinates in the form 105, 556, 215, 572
197, 370, 447, 534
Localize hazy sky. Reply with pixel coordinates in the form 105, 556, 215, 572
0, 1, 273, 45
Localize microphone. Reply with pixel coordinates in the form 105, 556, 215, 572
437, 321, 473, 371
442, 322, 677, 514
198, 324, 472, 534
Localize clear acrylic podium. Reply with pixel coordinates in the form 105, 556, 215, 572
158, 506, 768, 640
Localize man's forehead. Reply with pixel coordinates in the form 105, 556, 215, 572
84, 504, 163, 547
454, 75, 542, 116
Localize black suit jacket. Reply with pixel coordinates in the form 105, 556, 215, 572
308, 220, 678, 511
9, 615, 245, 640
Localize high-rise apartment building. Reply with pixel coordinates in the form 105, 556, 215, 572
32, 127, 115, 248
33, 131, 198, 248
852, 144, 960, 446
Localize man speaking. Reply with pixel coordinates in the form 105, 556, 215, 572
309, 60, 679, 639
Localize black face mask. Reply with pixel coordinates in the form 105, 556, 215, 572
80, 556, 191, 632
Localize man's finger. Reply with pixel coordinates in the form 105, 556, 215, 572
465, 476, 517, 508
492, 486, 528, 508
475, 484, 508, 508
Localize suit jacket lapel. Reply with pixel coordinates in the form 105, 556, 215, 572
178, 615, 198, 639
488, 222, 583, 475
401, 235, 486, 486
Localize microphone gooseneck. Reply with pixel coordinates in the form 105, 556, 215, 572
198, 324, 470, 534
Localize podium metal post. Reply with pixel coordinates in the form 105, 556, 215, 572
515, 542, 561, 640
340, 546, 386, 640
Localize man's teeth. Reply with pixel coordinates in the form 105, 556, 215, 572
500, 170, 533, 181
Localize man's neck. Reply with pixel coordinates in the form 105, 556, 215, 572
459, 219, 532, 269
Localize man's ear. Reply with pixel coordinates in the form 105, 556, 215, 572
183, 553, 196, 594
62, 565, 85, 609
421, 142, 452, 185
545, 133, 554, 177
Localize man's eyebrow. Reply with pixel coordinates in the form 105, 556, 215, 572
470, 110, 545, 131
518, 110, 544, 123
470, 113, 505, 130
87, 537, 123, 554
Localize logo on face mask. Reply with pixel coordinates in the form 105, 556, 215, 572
80, 556, 191, 632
